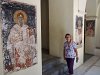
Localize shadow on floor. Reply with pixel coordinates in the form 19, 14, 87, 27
84, 53, 94, 62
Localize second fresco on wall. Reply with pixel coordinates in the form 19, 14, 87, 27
2, 1, 37, 75
85, 20, 95, 37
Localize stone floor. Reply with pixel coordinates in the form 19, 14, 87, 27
74, 56, 100, 75
42, 52, 100, 75
84, 53, 93, 62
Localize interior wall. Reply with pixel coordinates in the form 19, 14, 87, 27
94, 3, 100, 56
0, 21, 3, 75
98, 0, 100, 5
73, 0, 86, 69
95, 4, 100, 48
49, 0, 87, 69
85, 17, 96, 54
85, 0, 98, 54
0, 1, 3, 75
0, 0, 42, 75
41, 0, 49, 50
86, 0, 97, 16
79, 0, 87, 12
49, 0, 73, 58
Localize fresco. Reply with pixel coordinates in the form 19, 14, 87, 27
86, 20, 95, 37
1, 1, 37, 74
75, 16, 83, 48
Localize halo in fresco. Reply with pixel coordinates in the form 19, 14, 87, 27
14, 10, 28, 24
1, 1, 37, 75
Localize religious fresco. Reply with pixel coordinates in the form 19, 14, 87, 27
85, 20, 95, 37
0, 0, 2, 19
75, 16, 83, 48
1, 1, 37, 74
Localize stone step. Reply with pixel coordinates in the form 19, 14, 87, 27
43, 63, 68, 75
42, 56, 60, 73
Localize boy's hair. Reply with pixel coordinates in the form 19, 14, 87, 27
65, 33, 71, 38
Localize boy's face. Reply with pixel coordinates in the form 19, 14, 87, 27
66, 35, 71, 42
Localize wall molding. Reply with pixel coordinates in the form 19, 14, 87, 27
86, 16, 97, 19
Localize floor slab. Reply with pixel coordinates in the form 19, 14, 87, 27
84, 53, 93, 62
84, 66, 100, 75
74, 56, 99, 75
94, 59, 100, 67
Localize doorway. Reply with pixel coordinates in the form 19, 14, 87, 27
41, 0, 49, 54
84, 15, 93, 62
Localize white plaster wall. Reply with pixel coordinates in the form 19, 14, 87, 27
85, 0, 100, 56
85, 0, 98, 55
73, 0, 86, 69
86, 0, 97, 16
49, 0, 73, 58
0, 21, 4, 75
85, 18, 96, 54
94, 1, 100, 56
98, 0, 100, 5
79, 0, 87, 13
0, 0, 42, 75
0, 3, 3, 75
85, 37, 95, 54
49, 0, 87, 69
95, 3, 100, 48
74, 0, 87, 12
73, 14, 85, 69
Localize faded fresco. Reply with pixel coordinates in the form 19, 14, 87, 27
86, 20, 95, 37
1, 2, 37, 74
75, 16, 83, 48
0, 0, 2, 19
